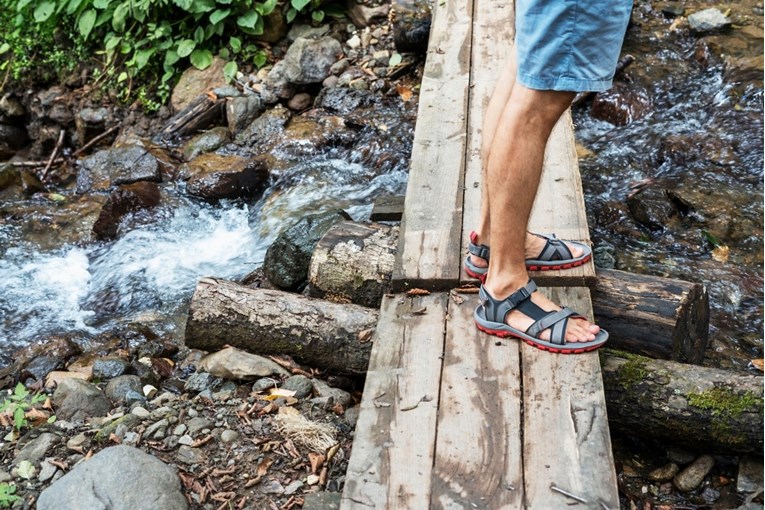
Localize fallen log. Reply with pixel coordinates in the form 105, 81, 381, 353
155, 94, 224, 142
184, 277, 377, 375
601, 350, 763, 455
307, 221, 709, 363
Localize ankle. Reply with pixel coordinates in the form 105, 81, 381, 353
484, 272, 529, 299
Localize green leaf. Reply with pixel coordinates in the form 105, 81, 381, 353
229, 36, 241, 53
286, 7, 297, 22
388, 52, 402, 66
33, 1, 56, 22
701, 229, 721, 247
312, 9, 324, 21
291, 0, 310, 11
13, 383, 27, 399
47, 415, 57, 424
134, 48, 156, 69
112, 2, 129, 32
17, 0, 35, 12
190, 49, 213, 69
0, 43, 10, 55
210, 8, 230, 24
237, 10, 259, 28
172, 0, 193, 9
93, 0, 112, 8
223, 60, 237, 82
16, 461, 35, 480
253, 50, 267, 68
117, 71, 128, 82
218, 48, 230, 59
256, 0, 277, 16
164, 48, 180, 66
13, 407, 25, 430
78, 9, 97, 39
189, 0, 215, 13
194, 26, 205, 43
67, 0, 86, 15
177, 39, 196, 57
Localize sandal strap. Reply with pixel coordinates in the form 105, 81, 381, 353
468, 231, 491, 260
526, 307, 578, 341
534, 233, 573, 262
479, 280, 538, 323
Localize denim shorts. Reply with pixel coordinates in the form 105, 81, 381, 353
515, 0, 632, 92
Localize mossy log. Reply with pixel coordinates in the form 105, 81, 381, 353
601, 351, 763, 455
184, 277, 377, 374
155, 94, 225, 141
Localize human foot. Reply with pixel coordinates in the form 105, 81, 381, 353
464, 231, 592, 281
474, 280, 607, 353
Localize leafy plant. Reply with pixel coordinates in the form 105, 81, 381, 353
0, 483, 21, 509
0, 383, 53, 441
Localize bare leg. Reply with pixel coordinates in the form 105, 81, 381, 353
484, 85, 598, 343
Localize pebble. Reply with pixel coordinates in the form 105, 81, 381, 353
306, 474, 320, 485
66, 433, 87, 449
187, 408, 198, 418
252, 378, 279, 393
144, 419, 168, 438
220, 430, 239, 444
173, 424, 187, 436
649, 463, 680, 482
178, 435, 194, 446
37, 458, 58, 482
184, 372, 221, 393
349, 78, 369, 91
131, 406, 150, 419
284, 480, 304, 496
674, 454, 715, 492
0, 470, 11, 483
175, 445, 208, 465
688, 8, 731, 34
282, 375, 314, 399
347, 35, 361, 49
186, 417, 212, 436
737, 456, 764, 493
149, 406, 175, 420
262, 480, 285, 494
123, 432, 140, 446
288, 93, 312, 111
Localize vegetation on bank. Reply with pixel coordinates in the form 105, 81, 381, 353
0, 0, 344, 108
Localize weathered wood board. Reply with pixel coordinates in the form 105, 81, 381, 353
391, 0, 473, 291
340, 294, 447, 510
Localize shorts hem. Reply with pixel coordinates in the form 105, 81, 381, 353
517, 72, 613, 93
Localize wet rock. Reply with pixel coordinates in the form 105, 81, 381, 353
181, 126, 230, 161
77, 146, 161, 193
591, 82, 651, 126
20, 170, 46, 195
53, 378, 111, 422
282, 375, 314, 399
392, 0, 431, 54
688, 8, 731, 35
176, 445, 207, 465
0, 163, 19, 191
14, 433, 60, 466
347, 2, 390, 28
280, 115, 357, 156
268, 37, 342, 86
235, 105, 291, 148
737, 456, 764, 494
660, 2, 684, 17
105, 375, 142, 403
593, 244, 617, 269
649, 463, 680, 482
312, 379, 353, 408
171, 57, 227, 113
197, 347, 290, 380
626, 187, 680, 230
183, 153, 269, 200
674, 454, 715, 492
184, 372, 221, 393
303, 491, 341, 510
315, 87, 376, 115
226, 96, 265, 136
92, 357, 129, 380
37, 445, 187, 510
92, 181, 161, 239
75, 107, 110, 146
263, 209, 351, 290
21, 356, 63, 383
288, 92, 313, 111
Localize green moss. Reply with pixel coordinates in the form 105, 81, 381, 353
687, 387, 763, 419
605, 350, 651, 388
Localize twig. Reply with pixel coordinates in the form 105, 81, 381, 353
73, 125, 120, 156
11, 159, 65, 167
400, 394, 432, 411
550, 484, 588, 504
41, 129, 66, 181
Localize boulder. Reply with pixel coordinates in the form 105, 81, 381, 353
235, 105, 291, 149
266, 37, 342, 87
91, 357, 129, 380
20, 356, 63, 384
77, 146, 161, 193
183, 153, 269, 200
688, 8, 731, 35
92, 181, 161, 239
37, 445, 187, 510
225, 96, 265, 136
197, 347, 289, 380
171, 57, 227, 113
53, 378, 111, 422
263, 209, 351, 290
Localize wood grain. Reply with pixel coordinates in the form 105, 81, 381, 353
340, 293, 447, 509
521, 287, 619, 509
391, 0, 473, 291
431, 294, 524, 510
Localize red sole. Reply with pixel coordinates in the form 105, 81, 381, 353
475, 322, 604, 354
464, 254, 592, 283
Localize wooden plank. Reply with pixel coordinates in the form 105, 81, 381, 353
340, 293, 447, 510
391, 0, 473, 291
431, 294, 524, 510
521, 287, 619, 509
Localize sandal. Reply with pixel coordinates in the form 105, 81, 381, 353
474, 280, 608, 353
464, 231, 592, 282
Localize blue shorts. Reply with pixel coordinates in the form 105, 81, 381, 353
515, 0, 632, 92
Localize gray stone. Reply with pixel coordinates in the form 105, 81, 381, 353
125, 390, 146, 406
21, 355, 63, 383
75, 107, 109, 145
235, 105, 291, 148
95, 414, 142, 442
262, 480, 285, 494
226, 96, 265, 136
220, 429, 239, 443
150, 406, 176, 420
145, 419, 169, 438
649, 463, 680, 482
593, 244, 617, 269
689, 8, 731, 34
66, 433, 87, 449
674, 454, 716, 492
198, 347, 290, 380
37, 445, 187, 510
263, 209, 351, 290
53, 379, 112, 422
184, 372, 221, 393
738, 456, 764, 494
176, 445, 207, 465
0, 470, 11, 483
344, 405, 360, 427
284, 480, 304, 496
38, 458, 58, 482
347, 3, 389, 28
252, 378, 279, 393
186, 417, 213, 436
303, 491, 341, 510
173, 424, 187, 436
288, 93, 313, 111
131, 406, 150, 419
0, 94, 25, 117
282, 375, 314, 399
288, 23, 330, 41
77, 147, 161, 193
14, 433, 60, 466
268, 37, 342, 86
105, 375, 142, 403
181, 126, 230, 161
177, 435, 194, 446
667, 447, 697, 465
312, 379, 353, 408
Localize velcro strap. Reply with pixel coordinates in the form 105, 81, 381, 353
526, 307, 577, 338
467, 242, 490, 260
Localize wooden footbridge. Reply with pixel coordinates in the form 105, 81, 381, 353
340, 0, 618, 507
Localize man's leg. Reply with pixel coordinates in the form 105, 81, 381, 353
484, 85, 598, 343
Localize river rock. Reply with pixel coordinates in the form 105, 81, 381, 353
737, 456, 764, 494
183, 153, 269, 200
235, 105, 291, 148
92, 181, 161, 239
105, 375, 142, 402
92, 357, 129, 380
288, 93, 313, 111
312, 379, 353, 408
674, 454, 716, 492
197, 347, 289, 380
77, 146, 161, 193
45, 371, 89, 388
267, 37, 342, 86
53, 378, 111, 422
667, 447, 697, 465
688, 8, 731, 35
75, 107, 110, 146
315, 87, 377, 115
392, 0, 431, 54
176, 445, 207, 465
626, 187, 681, 230
649, 463, 680, 482
184, 372, 221, 393
37, 445, 187, 510
220, 429, 239, 443
13, 433, 60, 466
226, 96, 265, 136
21, 355, 63, 383
181, 126, 230, 161
263, 209, 351, 290
282, 375, 314, 399
660, 2, 684, 17
186, 417, 213, 436
171, 57, 227, 113
590, 82, 651, 126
